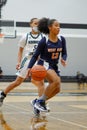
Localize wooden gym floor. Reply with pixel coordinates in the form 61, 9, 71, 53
0, 82, 87, 130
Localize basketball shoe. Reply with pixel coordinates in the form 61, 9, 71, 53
34, 99, 48, 112
31, 99, 50, 112
31, 99, 40, 118
0, 91, 6, 107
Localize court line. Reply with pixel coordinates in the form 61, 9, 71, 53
0, 112, 31, 114
3, 103, 87, 128
4, 103, 32, 112
2, 111, 87, 115
4, 104, 87, 115
49, 115, 87, 129
51, 111, 87, 114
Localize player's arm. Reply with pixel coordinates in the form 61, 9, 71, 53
16, 34, 26, 70
27, 38, 45, 78
61, 36, 67, 66
28, 38, 45, 68
16, 47, 24, 70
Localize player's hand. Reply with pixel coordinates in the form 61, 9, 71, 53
16, 63, 21, 70
61, 58, 67, 67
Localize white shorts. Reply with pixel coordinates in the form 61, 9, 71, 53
16, 57, 30, 79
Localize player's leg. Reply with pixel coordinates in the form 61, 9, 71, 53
0, 57, 29, 107
4, 76, 24, 94
31, 79, 45, 96
31, 79, 50, 117
44, 69, 60, 100
0, 76, 24, 106
34, 69, 60, 112
1, 57, 29, 96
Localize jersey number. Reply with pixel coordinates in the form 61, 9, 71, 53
33, 45, 37, 52
52, 53, 58, 59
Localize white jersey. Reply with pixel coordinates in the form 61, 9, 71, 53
18, 32, 43, 58
16, 32, 43, 78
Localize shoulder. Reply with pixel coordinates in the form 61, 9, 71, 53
19, 33, 28, 42
18, 33, 29, 48
58, 35, 66, 41
39, 36, 46, 42
58, 35, 66, 45
21, 33, 28, 39
37, 36, 47, 48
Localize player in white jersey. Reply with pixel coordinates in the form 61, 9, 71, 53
0, 18, 45, 111
16, 24, 43, 78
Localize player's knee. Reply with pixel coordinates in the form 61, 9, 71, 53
14, 77, 24, 86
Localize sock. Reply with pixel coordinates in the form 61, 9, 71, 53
1, 91, 6, 97
38, 94, 48, 101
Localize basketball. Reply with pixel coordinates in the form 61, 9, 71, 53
30, 65, 47, 81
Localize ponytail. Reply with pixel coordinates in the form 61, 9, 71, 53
38, 17, 57, 34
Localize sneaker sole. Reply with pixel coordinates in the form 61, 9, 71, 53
34, 104, 49, 112
31, 100, 50, 112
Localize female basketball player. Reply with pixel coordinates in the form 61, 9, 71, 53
0, 18, 45, 110
27, 17, 67, 112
